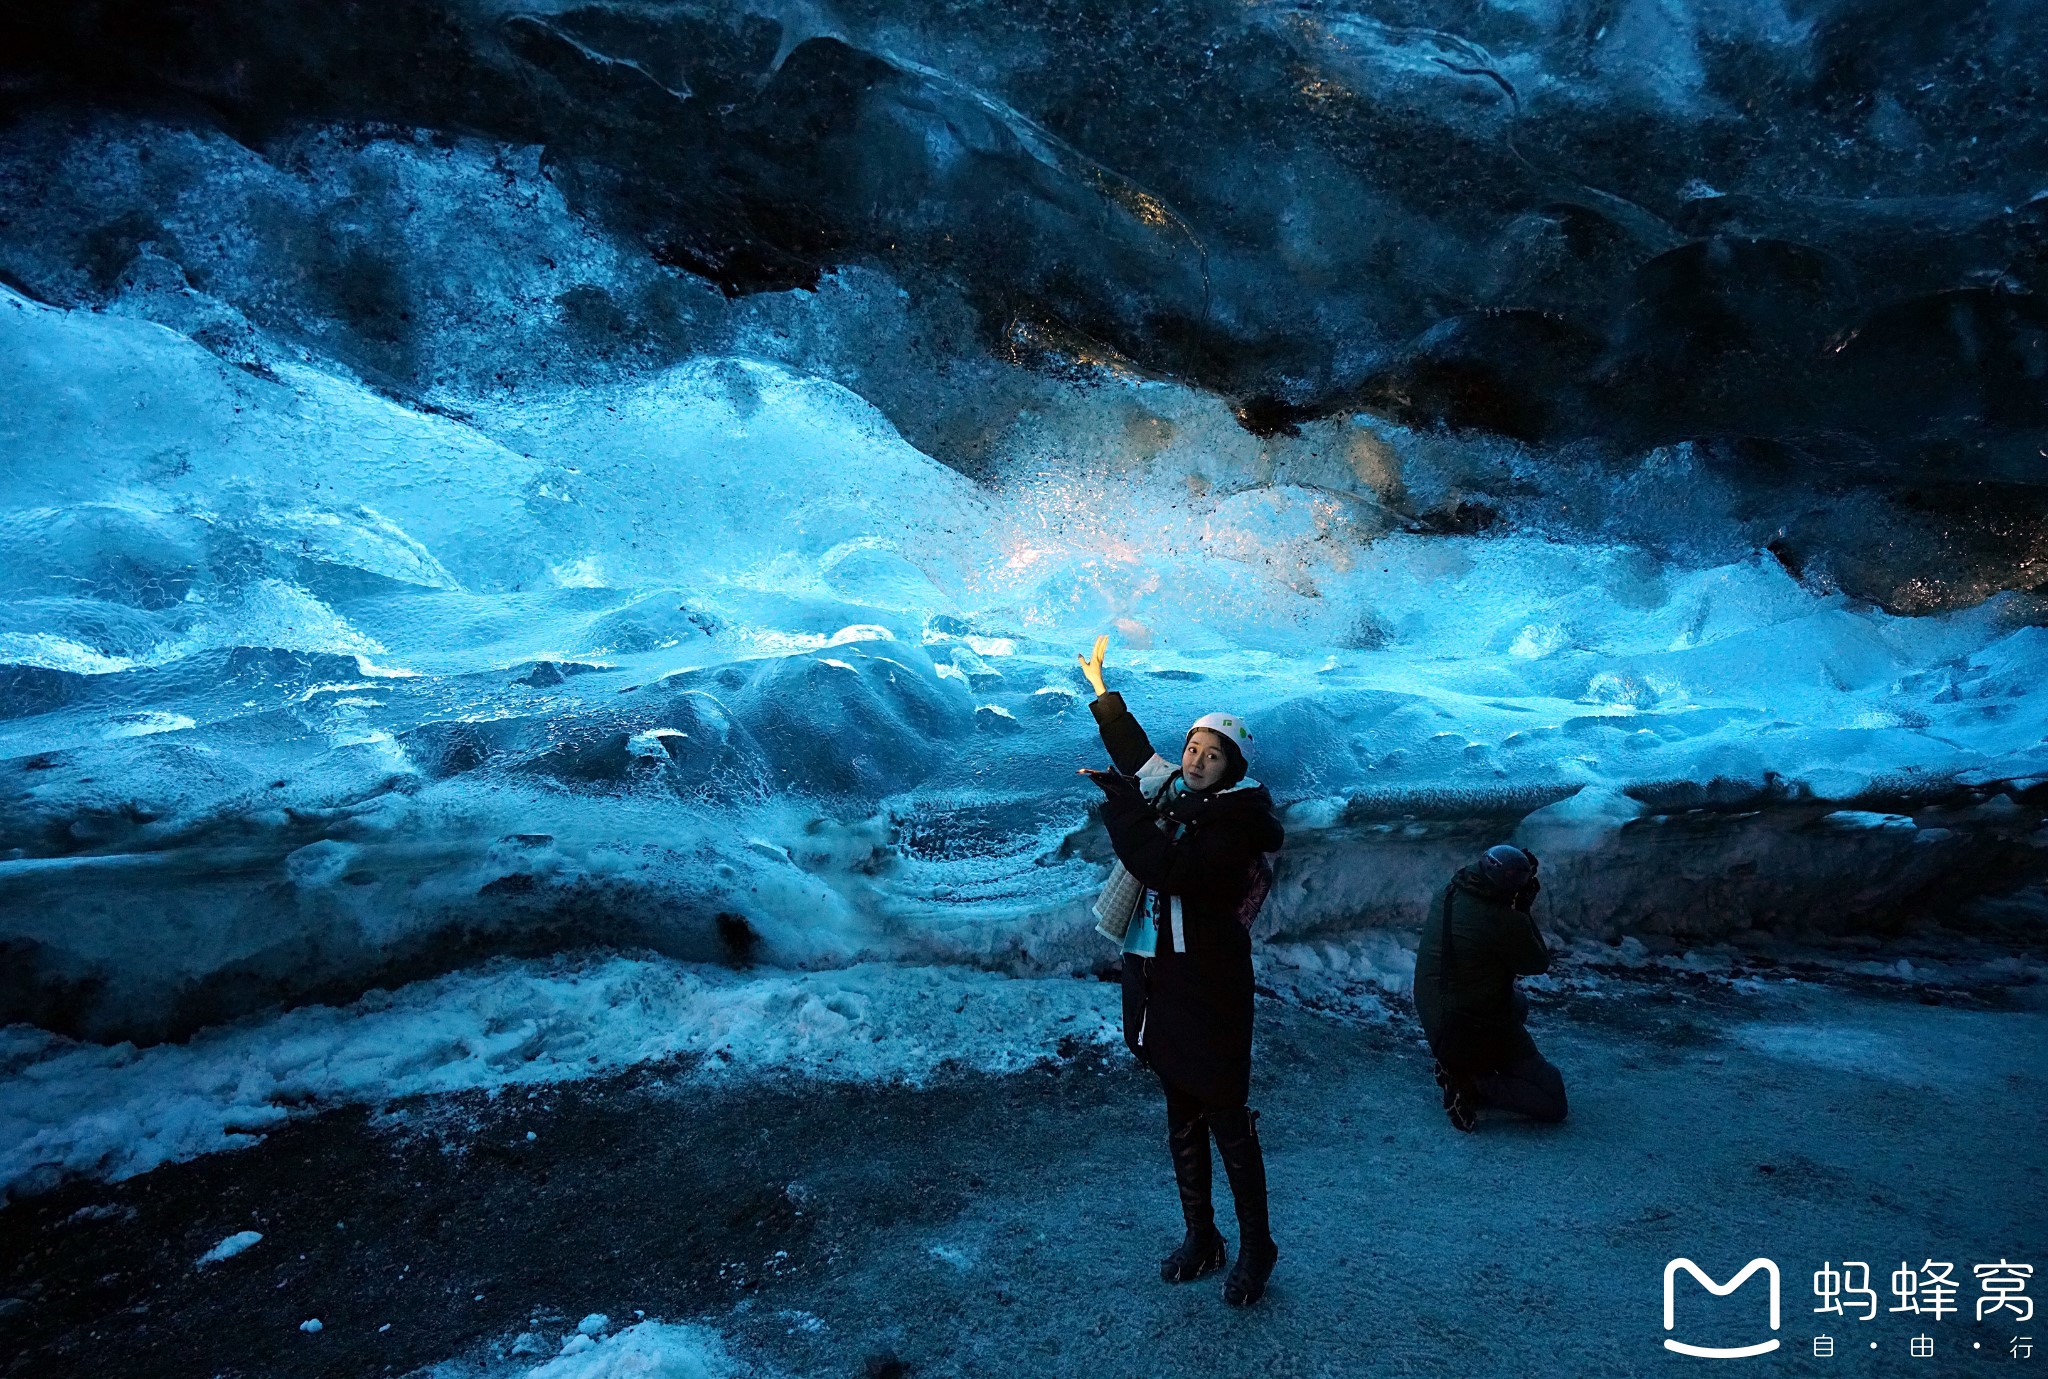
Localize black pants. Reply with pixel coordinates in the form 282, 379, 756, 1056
1443, 1024, 1568, 1123
1159, 1072, 1272, 1246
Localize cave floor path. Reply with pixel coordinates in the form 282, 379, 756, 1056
5, 970, 2045, 1378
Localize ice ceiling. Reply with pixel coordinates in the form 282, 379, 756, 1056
1, 0, 2045, 1042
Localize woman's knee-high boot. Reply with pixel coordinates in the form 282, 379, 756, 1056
1159, 1111, 1226, 1282
1211, 1106, 1279, 1305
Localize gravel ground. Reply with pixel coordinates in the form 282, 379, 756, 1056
2, 962, 2043, 1379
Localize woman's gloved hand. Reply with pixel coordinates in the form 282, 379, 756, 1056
1077, 634, 1109, 697
1078, 767, 1140, 801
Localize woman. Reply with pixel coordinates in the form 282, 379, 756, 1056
1075, 636, 1285, 1306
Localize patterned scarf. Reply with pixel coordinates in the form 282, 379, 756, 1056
1092, 763, 1272, 945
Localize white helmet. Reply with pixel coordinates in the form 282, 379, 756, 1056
1185, 712, 1252, 762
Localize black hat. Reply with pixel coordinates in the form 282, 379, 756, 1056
1478, 844, 1536, 893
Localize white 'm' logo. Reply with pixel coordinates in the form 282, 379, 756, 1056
1663, 1257, 1782, 1358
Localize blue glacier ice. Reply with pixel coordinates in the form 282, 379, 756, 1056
4, 278, 2045, 1054
1, 0, 2045, 1212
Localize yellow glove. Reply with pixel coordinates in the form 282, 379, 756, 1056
1077, 634, 1109, 697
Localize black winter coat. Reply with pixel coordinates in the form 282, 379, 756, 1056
1090, 692, 1284, 1110
1412, 866, 1551, 1072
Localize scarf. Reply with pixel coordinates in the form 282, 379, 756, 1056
1092, 753, 1179, 944
1093, 757, 1270, 947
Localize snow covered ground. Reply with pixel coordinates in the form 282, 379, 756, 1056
3, 958, 2041, 1378
10, 899, 2041, 1210
0, 957, 1122, 1199
428, 1320, 748, 1379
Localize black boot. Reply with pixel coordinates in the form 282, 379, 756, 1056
1211, 1106, 1279, 1306
1160, 1112, 1226, 1282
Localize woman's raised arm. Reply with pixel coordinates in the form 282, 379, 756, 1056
1079, 636, 1159, 774
1077, 634, 1109, 697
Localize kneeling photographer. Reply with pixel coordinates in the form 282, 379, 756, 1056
1413, 844, 1569, 1131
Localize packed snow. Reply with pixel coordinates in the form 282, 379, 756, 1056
194, 1228, 263, 1268
0, 956, 1120, 1200
507, 1321, 741, 1379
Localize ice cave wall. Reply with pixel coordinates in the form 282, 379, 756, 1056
0, 0, 2045, 1042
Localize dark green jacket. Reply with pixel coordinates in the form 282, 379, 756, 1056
1412, 866, 1550, 1054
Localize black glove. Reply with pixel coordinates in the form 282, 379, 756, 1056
1511, 849, 1540, 910
1079, 768, 1140, 801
